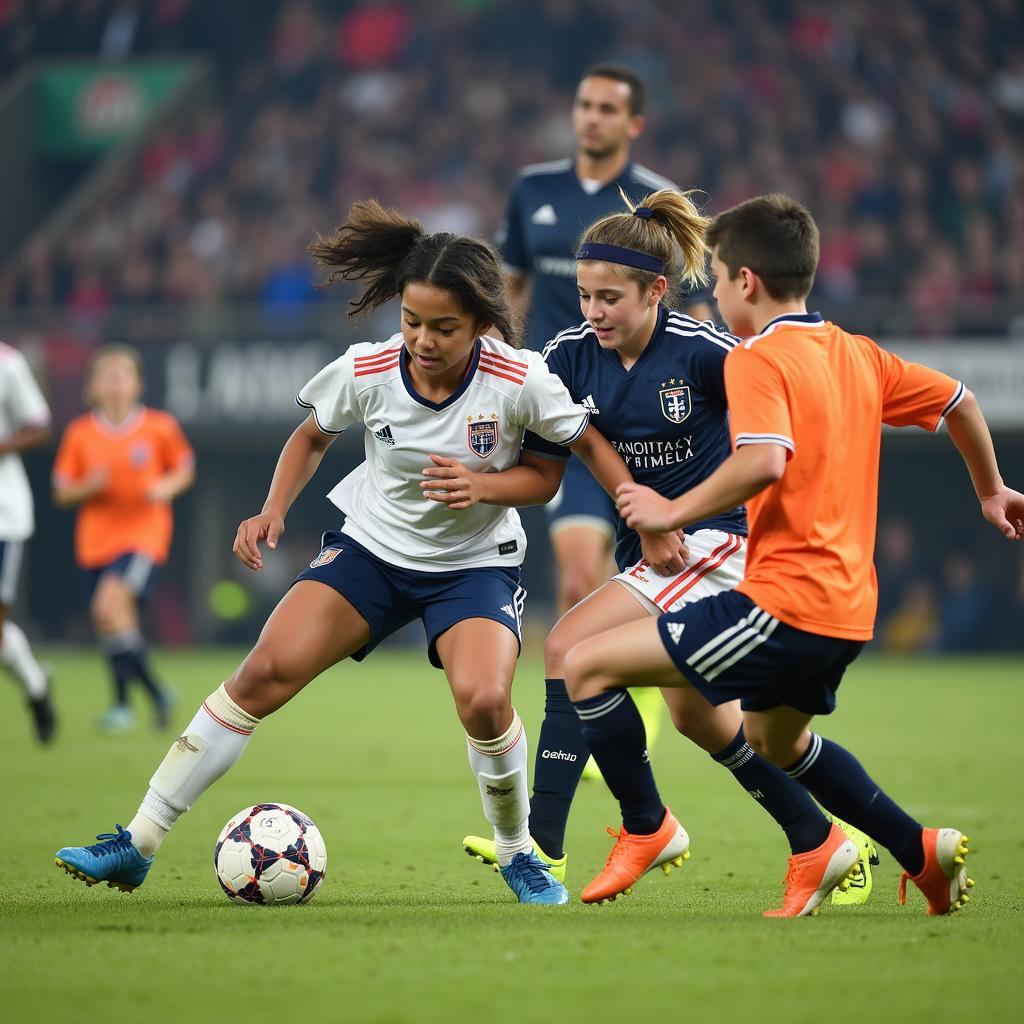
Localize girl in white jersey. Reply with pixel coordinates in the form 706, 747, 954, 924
54, 199, 684, 906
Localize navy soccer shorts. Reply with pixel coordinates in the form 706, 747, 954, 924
294, 530, 526, 669
86, 552, 158, 601
544, 453, 616, 538
657, 589, 865, 715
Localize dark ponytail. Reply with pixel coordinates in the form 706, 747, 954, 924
309, 199, 522, 346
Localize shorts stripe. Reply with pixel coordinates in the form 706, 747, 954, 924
123, 553, 154, 595
0, 541, 23, 605
575, 691, 626, 720
687, 607, 780, 680
654, 534, 743, 609
702, 615, 781, 681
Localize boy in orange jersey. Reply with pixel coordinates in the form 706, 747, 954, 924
561, 194, 1024, 917
53, 346, 195, 733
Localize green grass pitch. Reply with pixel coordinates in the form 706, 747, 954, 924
2, 648, 1022, 1023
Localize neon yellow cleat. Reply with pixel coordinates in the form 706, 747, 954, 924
582, 687, 664, 784
830, 817, 879, 906
462, 835, 567, 884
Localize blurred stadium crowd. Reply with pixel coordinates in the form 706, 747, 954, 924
1, 0, 1022, 337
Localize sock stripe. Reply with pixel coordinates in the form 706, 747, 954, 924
574, 691, 626, 720
201, 700, 253, 735
468, 717, 523, 756
786, 732, 823, 779
719, 743, 756, 771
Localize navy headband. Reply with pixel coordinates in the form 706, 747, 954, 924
575, 242, 666, 274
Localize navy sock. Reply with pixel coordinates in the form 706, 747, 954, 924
712, 727, 831, 854
573, 691, 665, 836
127, 644, 164, 705
786, 733, 924, 875
106, 651, 132, 706
528, 679, 588, 859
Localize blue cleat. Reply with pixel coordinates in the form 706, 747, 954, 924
55, 825, 153, 893
499, 850, 569, 905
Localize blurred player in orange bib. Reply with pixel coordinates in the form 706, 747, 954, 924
53, 346, 195, 733
564, 194, 1023, 917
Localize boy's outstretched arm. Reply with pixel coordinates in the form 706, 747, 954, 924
945, 389, 1024, 540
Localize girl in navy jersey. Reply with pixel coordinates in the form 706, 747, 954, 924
54, 199, 683, 906
464, 190, 876, 907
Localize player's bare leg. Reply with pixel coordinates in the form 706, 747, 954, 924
55, 582, 370, 892
439, 618, 567, 904
554, 526, 664, 781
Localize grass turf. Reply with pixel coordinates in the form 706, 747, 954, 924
2, 648, 1022, 1023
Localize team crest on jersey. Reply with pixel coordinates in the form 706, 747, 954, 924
467, 415, 500, 459
659, 380, 691, 424
309, 547, 341, 568
130, 441, 152, 466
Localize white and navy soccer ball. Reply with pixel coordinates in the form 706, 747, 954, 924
214, 803, 327, 905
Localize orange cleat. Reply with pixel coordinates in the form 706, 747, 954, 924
763, 822, 860, 918
899, 828, 974, 915
580, 809, 690, 905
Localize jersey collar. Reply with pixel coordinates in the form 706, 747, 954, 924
399, 339, 481, 412
757, 311, 825, 333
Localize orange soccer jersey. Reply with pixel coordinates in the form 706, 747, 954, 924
52, 407, 194, 568
723, 314, 963, 641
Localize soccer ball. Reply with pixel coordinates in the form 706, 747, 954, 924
214, 803, 327, 905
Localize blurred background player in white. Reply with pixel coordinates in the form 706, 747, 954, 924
54, 200, 680, 906
465, 190, 877, 903
498, 64, 712, 766
0, 341, 55, 743
52, 348, 195, 733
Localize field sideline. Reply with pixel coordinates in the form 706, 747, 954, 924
3, 648, 1022, 1023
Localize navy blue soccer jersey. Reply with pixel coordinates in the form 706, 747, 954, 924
525, 307, 748, 570
497, 159, 696, 350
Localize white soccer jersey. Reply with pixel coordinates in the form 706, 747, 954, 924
297, 334, 589, 571
0, 343, 52, 541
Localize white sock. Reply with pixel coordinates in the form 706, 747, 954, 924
126, 683, 259, 857
0, 620, 47, 699
467, 710, 532, 866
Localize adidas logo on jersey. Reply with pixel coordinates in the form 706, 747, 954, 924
531, 203, 557, 225
666, 622, 686, 644
501, 603, 515, 619
374, 424, 395, 446
582, 393, 600, 415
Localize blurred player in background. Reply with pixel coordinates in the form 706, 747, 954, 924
53, 200, 681, 906
0, 341, 56, 743
567, 194, 1024, 916
499, 64, 711, 767
465, 190, 876, 905
52, 347, 195, 734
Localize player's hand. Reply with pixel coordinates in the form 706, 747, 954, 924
233, 512, 285, 570
420, 454, 482, 510
637, 528, 689, 576
980, 486, 1024, 541
616, 482, 680, 533
147, 477, 173, 503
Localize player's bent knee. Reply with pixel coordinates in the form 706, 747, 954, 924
459, 684, 512, 739
543, 623, 579, 677
562, 644, 603, 701
227, 647, 303, 716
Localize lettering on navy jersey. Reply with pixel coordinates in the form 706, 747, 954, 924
528, 308, 747, 570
